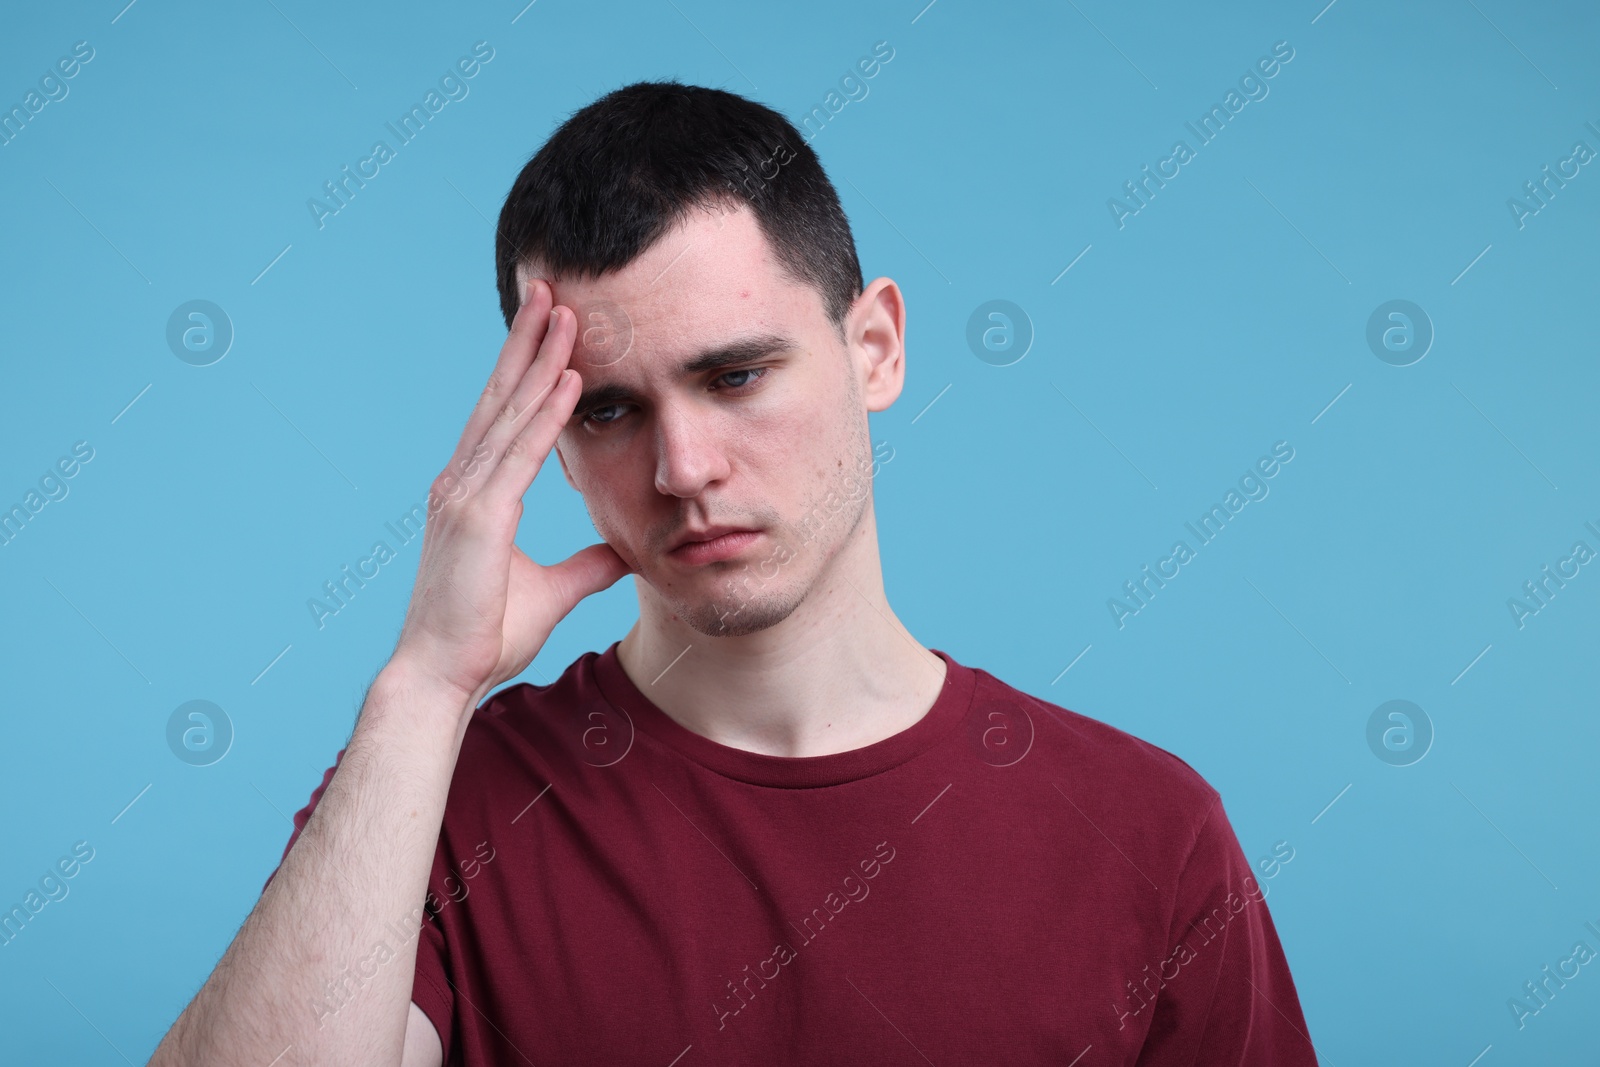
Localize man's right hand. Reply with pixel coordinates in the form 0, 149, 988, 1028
389, 277, 631, 710
147, 278, 623, 1067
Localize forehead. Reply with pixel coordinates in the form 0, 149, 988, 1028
515, 201, 824, 375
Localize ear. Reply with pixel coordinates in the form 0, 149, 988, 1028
849, 277, 906, 413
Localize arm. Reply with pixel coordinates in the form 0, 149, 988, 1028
148, 278, 630, 1067
403, 1002, 444, 1067
1134, 797, 1320, 1066
149, 665, 470, 1067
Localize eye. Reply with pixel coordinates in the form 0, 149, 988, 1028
582, 403, 627, 427
710, 366, 768, 392
578, 367, 770, 429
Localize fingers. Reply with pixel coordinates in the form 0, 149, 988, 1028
479, 364, 583, 505
544, 541, 634, 615
444, 278, 553, 480
473, 303, 576, 479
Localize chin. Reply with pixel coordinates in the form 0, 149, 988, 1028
678, 583, 806, 638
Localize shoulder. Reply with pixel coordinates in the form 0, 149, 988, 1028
965, 660, 1222, 832
458, 648, 607, 766
423, 650, 619, 823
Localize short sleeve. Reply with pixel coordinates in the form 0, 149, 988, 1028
260, 749, 457, 1053
260, 750, 347, 897
408, 859, 456, 1051
1134, 796, 1319, 1066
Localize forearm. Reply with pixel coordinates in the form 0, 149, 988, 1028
150, 662, 474, 1067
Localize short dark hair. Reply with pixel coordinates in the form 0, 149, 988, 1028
494, 80, 863, 337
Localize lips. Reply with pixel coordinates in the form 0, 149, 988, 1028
668, 525, 760, 553
667, 527, 763, 565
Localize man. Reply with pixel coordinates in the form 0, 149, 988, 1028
150, 81, 1318, 1066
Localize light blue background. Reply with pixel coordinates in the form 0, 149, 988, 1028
3, 0, 1598, 1062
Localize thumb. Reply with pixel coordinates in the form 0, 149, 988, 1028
546, 541, 633, 609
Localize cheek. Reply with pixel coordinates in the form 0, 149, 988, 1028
749, 406, 830, 497
565, 448, 633, 534
585, 477, 635, 540
587, 498, 647, 573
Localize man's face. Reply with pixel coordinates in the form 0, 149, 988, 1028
522, 201, 900, 638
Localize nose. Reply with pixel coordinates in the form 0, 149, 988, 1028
653, 398, 730, 498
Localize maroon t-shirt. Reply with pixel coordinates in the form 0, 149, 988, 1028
267, 643, 1318, 1065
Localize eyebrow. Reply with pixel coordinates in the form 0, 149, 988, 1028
572, 331, 798, 416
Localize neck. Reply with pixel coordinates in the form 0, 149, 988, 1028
615, 506, 947, 758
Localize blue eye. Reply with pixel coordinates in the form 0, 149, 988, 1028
584, 404, 625, 426
713, 367, 766, 390
579, 367, 769, 429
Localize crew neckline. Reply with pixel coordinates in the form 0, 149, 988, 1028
590, 640, 977, 788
